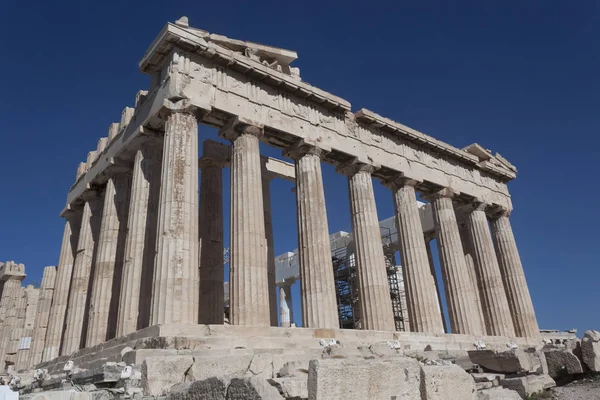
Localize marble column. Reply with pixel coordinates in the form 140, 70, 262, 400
42, 210, 81, 361
0, 277, 24, 366
87, 171, 132, 346
261, 173, 278, 327
28, 266, 56, 368
424, 234, 447, 333
221, 123, 270, 326
198, 157, 225, 324
430, 189, 485, 336
339, 162, 395, 331
62, 191, 104, 355
151, 111, 199, 325
390, 179, 443, 334
289, 145, 339, 329
490, 211, 540, 338
279, 287, 291, 328
457, 222, 486, 331
466, 202, 515, 337
117, 139, 162, 336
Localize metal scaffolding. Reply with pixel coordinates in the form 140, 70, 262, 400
331, 231, 408, 332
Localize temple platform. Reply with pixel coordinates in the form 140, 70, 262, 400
36, 324, 542, 373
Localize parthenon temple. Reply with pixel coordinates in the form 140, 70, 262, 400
0, 17, 541, 377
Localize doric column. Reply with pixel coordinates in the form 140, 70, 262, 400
465, 202, 515, 337
87, 171, 132, 346
490, 210, 540, 338
198, 156, 225, 324
28, 266, 56, 368
117, 139, 162, 337
424, 233, 447, 333
388, 178, 443, 334
220, 121, 270, 326
430, 189, 485, 336
457, 222, 486, 331
151, 111, 199, 325
338, 162, 394, 331
62, 191, 104, 354
42, 209, 82, 361
288, 144, 339, 329
261, 172, 278, 326
0, 265, 25, 366
279, 286, 291, 328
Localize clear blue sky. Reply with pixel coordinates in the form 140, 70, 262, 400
0, 1, 598, 335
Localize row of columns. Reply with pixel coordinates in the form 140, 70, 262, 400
39, 110, 538, 364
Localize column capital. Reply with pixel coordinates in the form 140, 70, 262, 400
219, 117, 264, 141
487, 205, 512, 219
382, 174, 422, 190
283, 139, 329, 161
336, 158, 378, 177
463, 199, 492, 213
422, 187, 459, 202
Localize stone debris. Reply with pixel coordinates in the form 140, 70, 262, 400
477, 387, 522, 400
307, 357, 417, 400
467, 349, 541, 373
498, 374, 556, 398
543, 349, 584, 379
581, 330, 600, 372
420, 364, 477, 400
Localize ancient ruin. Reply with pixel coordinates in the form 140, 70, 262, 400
3, 17, 594, 400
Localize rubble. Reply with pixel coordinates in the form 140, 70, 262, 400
543, 349, 584, 379
581, 330, 600, 372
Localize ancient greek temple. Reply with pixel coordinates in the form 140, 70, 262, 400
0, 17, 540, 373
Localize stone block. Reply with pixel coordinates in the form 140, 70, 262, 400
476, 382, 493, 390
307, 357, 421, 400
225, 377, 284, 399
467, 349, 540, 373
269, 377, 308, 399
277, 360, 310, 378
142, 355, 194, 396
477, 387, 522, 400
471, 373, 505, 383
499, 374, 555, 398
581, 330, 600, 371
543, 349, 584, 379
421, 364, 477, 400
247, 353, 274, 379
168, 377, 228, 400
189, 354, 254, 381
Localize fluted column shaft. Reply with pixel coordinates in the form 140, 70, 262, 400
42, 211, 81, 361
29, 266, 56, 367
62, 193, 104, 354
198, 159, 224, 324
431, 191, 485, 335
0, 279, 23, 365
466, 204, 515, 337
391, 180, 443, 333
292, 147, 339, 329
261, 174, 278, 326
424, 234, 447, 333
491, 213, 539, 338
151, 112, 199, 325
87, 172, 132, 346
117, 140, 162, 336
342, 163, 394, 331
225, 126, 270, 326
458, 222, 486, 330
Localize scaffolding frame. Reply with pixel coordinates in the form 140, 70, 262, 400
332, 232, 407, 332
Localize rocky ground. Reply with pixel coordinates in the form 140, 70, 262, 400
548, 375, 600, 400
